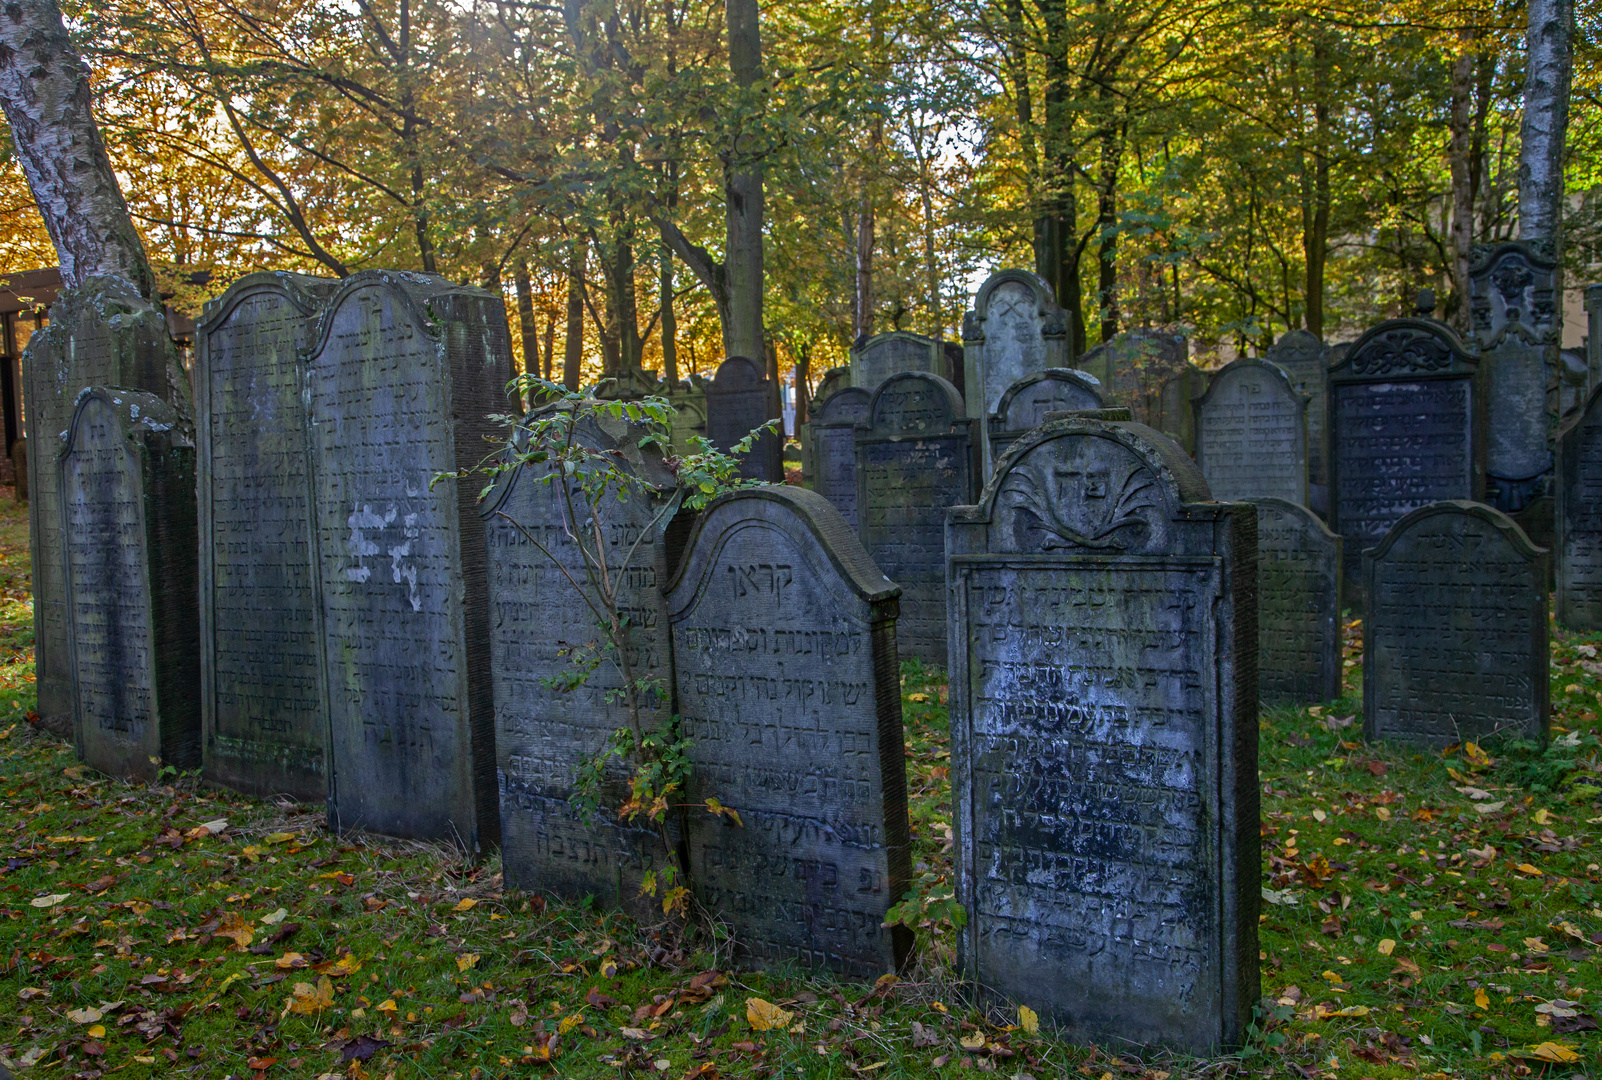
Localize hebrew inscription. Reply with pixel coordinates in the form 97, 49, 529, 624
1249, 498, 1341, 705
1195, 360, 1307, 504
1558, 387, 1602, 629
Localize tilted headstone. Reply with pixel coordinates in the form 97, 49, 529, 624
851, 331, 949, 393
1364, 501, 1548, 747
1193, 358, 1308, 505
961, 270, 1068, 469
1074, 329, 1194, 444
1328, 319, 1482, 608
804, 387, 871, 529
1557, 383, 1602, 629
988, 368, 1103, 462
60, 389, 199, 780
195, 272, 337, 800
946, 416, 1259, 1052
665, 374, 709, 457
1265, 330, 1330, 512
706, 356, 783, 482
855, 372, 978, 666
668, 487, 913, 975
1247, 497, 1341, 705
305, 271, 510, 847
24, 277, 192, 733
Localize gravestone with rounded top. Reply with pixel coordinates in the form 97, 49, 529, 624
1247, 497, 1341, 705
706, 356, 783, 481
988, 368, 1103, 462
1194, 358, 1308, 505
804, 387, 871, 529
961, 271, 1068, 469
813, 367, 849, 410
1265, 330, 1329, 511
666, 374, 709, 456
1075, 330, 1195, 445
1555, 384, 1602, 629
851, 331, 949, 393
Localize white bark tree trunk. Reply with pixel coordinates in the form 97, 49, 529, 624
1518, 0, 1574, 243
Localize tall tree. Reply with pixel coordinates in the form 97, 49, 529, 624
1518, 0, 1574, 243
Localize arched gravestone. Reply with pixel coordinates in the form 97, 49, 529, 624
305, 271, 511, 848
961, 270, 1068, 468
195, 272, 337, 800
24, 277, 192, 734
988, 368, 1103, 462
946, 416, 1259, 1053
1328, 319, 1483, 609
667, 487, 914, 975
1193, 358, 1308, 505
1264, 331, 1330, 512
665, 374, 708, 456
855, 372, 978, 666
804, 388, 871, 529
1247, 498, 1341, 706
1364, 501, 1548, 747
850, 331, 949, 393
1556, 383, 1602, 629
812, 366, 849, 410
59, 389, 199, 781
706, 356, 783, 482
485, 412, 681, 907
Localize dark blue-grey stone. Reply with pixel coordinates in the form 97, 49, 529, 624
987, 368, 1103, 462
706, 356, 783, 482
804, 387, 871, 529
1194, 358, 1307, 505
1248, 497, 1341, 705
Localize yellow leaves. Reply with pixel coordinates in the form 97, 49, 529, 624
959, 1032, 986, 1050
86, 1024, 105, 1038
284, 977, 335, 1016
30, 893, 70, 907
662, 886, 690, 916
746, 998, 794, 1032
704, 797, 743, 826
1514, 1042, 1581, 1064
1375, 807, 1391, 821
1475, 988, 1490, 1010
1311, 809, 1327, 823
240, 846, 266, 863
1533, 808, 1551, 824
457, 953, 480, 972
1377, 939, 1396, 956
1552, 920, 1595, 946
1523, 937, 1549, 954
264, 832, 299, 845
376, 999, 399, 1014
212, 911, 253, 950
1321, 971, 1344, 984
558, 1013, 583, 1035
47, 835, 98, 844
1018, 1005, 1039, 1035
1515, 863, 1543, 876
1462, 741, 1493, 768
276, 952, 308, 970
906, 692, 930, 703
260, 908, 288, 926
1312, 1004, 1370, 1019
452, 898, 478, 912
317, 954, 361, 977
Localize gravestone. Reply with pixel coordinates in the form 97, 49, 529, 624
1587, 284, 1602, 396
24, 277, 192, 733
1557, 383, 1602, 629
1193, 358, 1308, 505
706, 356, 783, 482
195, 272, 337, 800
805, 387, 871, 529
60, 389, 199, 781
668, 486, 913, 974
1265, 330, 1329, 513
855, 372, 978, 666
988, 368, 1103, 462
1247, 497, 1341, 705
851, 331, 948, 393
666, 374, 709, 456
1365, 501, 1548, 747
305, 270, 510, 848
946, 415, 1259, 1052
961, 270, 1068, 470
1075, 330, 1194, 444
813, 366, 849, 409
1328, 319, 1482, 608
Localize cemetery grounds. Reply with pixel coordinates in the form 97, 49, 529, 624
1, 496, 1600, 1079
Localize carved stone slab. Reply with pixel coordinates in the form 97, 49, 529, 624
668, 487, 913, 975
707, 356, 783, 481
1247, 498, 1341, 705
1559, 384, 1602, 629
1265, 330, 1329, 510
855, 372, 978, 666
805, 388, 871, 529
947, 416, 1259, 1052
1194, 359, 1308, 505
813, 367, 849, 410
60, 389, 199, 781
851, 331, 948, 393
1469, 242, 1558, 503
1074, 330, 1194, 444
305, 271, 510, 848
962, 271, 1068, 470
666, 374, 708, 457
988, 368, 1103, 462
196, 272, 337, 800
1364, 501, 1548, 747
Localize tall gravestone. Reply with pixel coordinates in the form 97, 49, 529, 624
665, 374, 709, 456
1556, 384, 1602, 629
961, 270, 1068, 471
1075, 330, 1197, 448
195, 272, 337, 800
706, 356, 783, 482
1247, 497, 1341, 705
1328, 319, 1482, 608
1193, 358, 1308, 505
60, 389, 199, 781
855, 372, 978, 666
305, 271, 510, 848
1587, 284, 1602, 397
1365, 501, 1548, 747
988, 368, 1103, 462
804, 387, 871, 529
668, 487, 914, 974
24, 277, 192, 733
1265, 331, 1330, 513
946, 416, 1259, 1052
813, 366, 849, 410
851, 331, 949, 393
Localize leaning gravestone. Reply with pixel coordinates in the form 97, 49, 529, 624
1328, 319, 1482, 608
1265, 331, 1330, 513
668, 487, 913, 974
961, 270, 1068, 470
60, 389, 199, 781
988, 368, 1103, 462
305, 271, 509, 848
1193, 358, 1308, 505
1557, 383, 1602, 629
805, 387, 871, 529
24, 277, 192, 734
195, 272, 337, 800
851, 331, 949, 393
1365, 501, 1548, 747
706, 356, 783, 481
1247, 497, 1341, 705
856, 372, 978, 666
946, 415, 1259, 1053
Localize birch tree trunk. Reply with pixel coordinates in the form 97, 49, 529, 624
1518, 0, 1574, 243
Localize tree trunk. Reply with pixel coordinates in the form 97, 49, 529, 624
660, 242, 678, 385
542, 320, 555, 382
564, 239, 587, 391
1518, 0, 1574, 243
1035, 0, 1085, 355
514, 259, 539, 377
1299, 43, 1331, 338
724, 0, 765, 361
1448, 40, 1475, 331
855, 194, 875, 340
0, 0, 158, 299
1096, 105, 1123, 343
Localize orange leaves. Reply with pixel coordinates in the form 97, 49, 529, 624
282, 976, 335, 1016
211, 911, 253, 950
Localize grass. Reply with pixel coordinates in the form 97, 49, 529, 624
2, 490, 1601, 1079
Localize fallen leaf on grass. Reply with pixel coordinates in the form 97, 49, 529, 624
275, 952, 308, 970
66, 1006, 104, 1024
746, 998, 793, 1032
620, 1027, 652, 1041
1536, 1000, 1580, 1018
1515, 863, 1543, 876
17, 987, 48, 1001
30, 893, 69, 907
1018, 1005, 1039, 1035
283, 977, 335, 1016
1475, 989, 1490, 1009
264, 832, 299, 845
260, 908, 288, 926
959, 1033, 985, 1050
457, 952, 480, 972
1473, 801, 1506, 815
911, 1021, 940, 1048
213, 912, 254, 949
376, 999, 398, 1013
330, 1034, 392, 1063
452, 898, 478, 912
1511, 1042, 1580, 1063
316, 953, 360, 977
1377, 939, 1396, 956
1314, 1005, 1370, 1019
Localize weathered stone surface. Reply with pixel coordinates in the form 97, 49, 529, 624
60, 389, 199, 781
665, 375, 709, 456
1328, 319, 1482, 608
946, 416, 1259, 1053
804, 387, 871, 529
1265, 330, 1330, 511
195, 272, 337, 800
706, 356, 783, 481
813, 367, 849, 410
855, 372, 978, 666
668, 486, 913, 975
851, 331, 948, 393
987, 368, 1103, 462
1194, 359, 1308, 505
961, 271, 1068, 470
305, 271, 510, 848
1557, 384, 1602, 629
1364, 501, 1548, 747
1074, 330, 1196, 446
24, 277, 192, 733
1247, 497, 1341, 705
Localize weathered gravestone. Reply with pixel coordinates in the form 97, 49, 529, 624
1556, 383, 1602, 629
706, 356, 783, 481
961, 270, 1068, 469
668, 486, 914, 974
1328, 319, 1482, 608
60, 389, 199, 780
305, 271, 510, 847
813, 366, 849, 410
851, 331, 950, 393
1264, 331, 1329, 512
855, 372, 978, 666
804, 387, 871, 529
1588, 284, 1602, 395
988, 368, 1104, 462
485, 411, 681, 907
1074, 330, 1197, 447
1193, 358, 1308, 505
24, 277, 192, 734
1364, 501, 1548, 747
946, 415, 1259, 1052
665, 374, 709, 456
1247, 497, 1341, 705
195, 272, 337, 800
